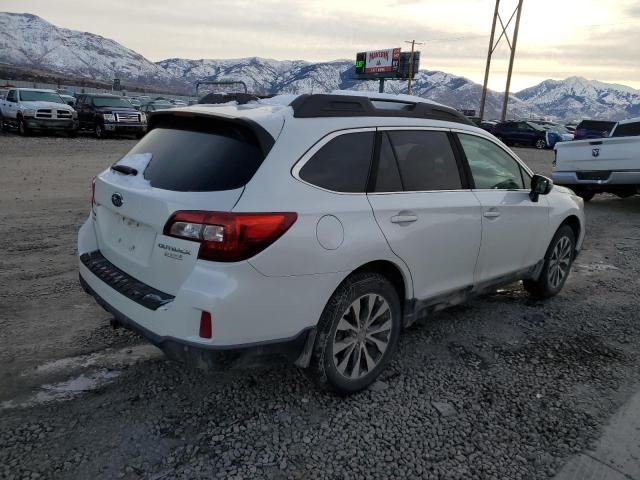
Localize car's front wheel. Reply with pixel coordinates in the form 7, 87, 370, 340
18, 116, 29, 136
535, 138, 547, 149
304, 272, 401, 394
523, 225, 576, 298
94, 122, 105, 139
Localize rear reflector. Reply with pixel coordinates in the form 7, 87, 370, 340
164, 211, 297, 262
199, 311, 212, 338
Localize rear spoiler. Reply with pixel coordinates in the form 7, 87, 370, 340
147, 110, 275, 157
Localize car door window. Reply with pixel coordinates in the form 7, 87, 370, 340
387, 130, 462, 191
299, 131, 374, 193
458, 134, 529, 190
371, 133, 403, 192
7, 90, 16, 102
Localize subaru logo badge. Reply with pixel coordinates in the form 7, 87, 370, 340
592, 148, 600, 158
111, 192, 123, 207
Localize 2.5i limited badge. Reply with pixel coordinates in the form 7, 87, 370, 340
157, 243, 192, 261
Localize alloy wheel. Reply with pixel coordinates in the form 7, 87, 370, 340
332, 294, 393, 380
535, 139, 546, 149
548, 236, 572, 289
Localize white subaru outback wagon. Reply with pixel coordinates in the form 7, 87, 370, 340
78, 92, 585, 393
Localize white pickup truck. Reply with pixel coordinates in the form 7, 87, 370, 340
0, 87, 78, 136
553, 117, 640, 201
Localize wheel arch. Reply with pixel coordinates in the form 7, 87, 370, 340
560, 214, 581, 240
559, 214, 582, 256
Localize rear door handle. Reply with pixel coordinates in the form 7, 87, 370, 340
483, 210, 501, 219
391, 214, 418, 224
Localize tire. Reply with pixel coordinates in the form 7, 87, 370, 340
67, 129, 78, 138
304, 272, 402, 394
18, 116, 29, 136
535, 138, 547, 149
523, 225, 576, 299
0, 113, 5, 132
94, 122, 104, 139
573, 189, 595, 202
135, 132, 145, 139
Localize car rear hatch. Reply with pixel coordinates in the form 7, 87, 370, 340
92, 112, 275, 296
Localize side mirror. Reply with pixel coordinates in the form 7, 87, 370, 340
530, 174, 553, 202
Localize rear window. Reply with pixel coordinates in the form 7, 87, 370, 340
127, 127, 265, 192
611, 121, 640, 137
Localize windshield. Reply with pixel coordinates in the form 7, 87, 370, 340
19, 91, 66, 104
92, 97, 133, 108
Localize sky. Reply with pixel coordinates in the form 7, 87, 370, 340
2, 0, 639, 91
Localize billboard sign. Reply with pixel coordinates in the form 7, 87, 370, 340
355, 48, 401, 75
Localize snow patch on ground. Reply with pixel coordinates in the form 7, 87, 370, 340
1, 370, 121, 410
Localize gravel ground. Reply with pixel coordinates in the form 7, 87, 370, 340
1, 131, 640, 480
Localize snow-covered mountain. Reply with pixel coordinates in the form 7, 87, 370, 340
0, 12, 187, 91
158, 57, 533, 119
515, 77, 640, 121
1, 12, 638, 121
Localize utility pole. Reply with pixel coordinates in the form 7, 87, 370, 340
502, 0, 523, 121
404, 40, 424, 95
479, 1, 500, 121
478, 0, 524, 121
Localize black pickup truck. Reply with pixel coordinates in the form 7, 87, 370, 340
75, 94, 147, 138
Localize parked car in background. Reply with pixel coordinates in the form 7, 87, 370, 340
0, 88, 78, 136
610, 117, 640, 137
75, 93, 146, 138
536, 122, 575, 146
59, 94, 76, 107
574, 120, 617, 140
493, 121, 553, 149
140, 100, 174, 114
480, 120, 498, 132
79, 92, 585, 393
554, 129, 640, 201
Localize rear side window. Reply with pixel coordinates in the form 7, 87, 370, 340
299, 132, 374, 193
387, 130, 462, 191
612, 121, 640, 137
128, 127, 265, 192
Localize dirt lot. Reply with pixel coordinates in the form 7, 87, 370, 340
1, 131, 640, 480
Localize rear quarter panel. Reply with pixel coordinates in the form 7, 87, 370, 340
233, 119, 414, 296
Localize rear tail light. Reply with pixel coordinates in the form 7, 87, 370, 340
163, 211, 298, 262
91, 177, 96, 208
199, 311, 212, 338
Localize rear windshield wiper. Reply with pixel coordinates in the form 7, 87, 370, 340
111, 164, 138, 176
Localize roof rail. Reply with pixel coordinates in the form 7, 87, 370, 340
289, 94, 473, 125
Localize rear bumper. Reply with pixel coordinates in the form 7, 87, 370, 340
79, 273, 313, 368
553, 171, 640, 186
25, 118, 77, 130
